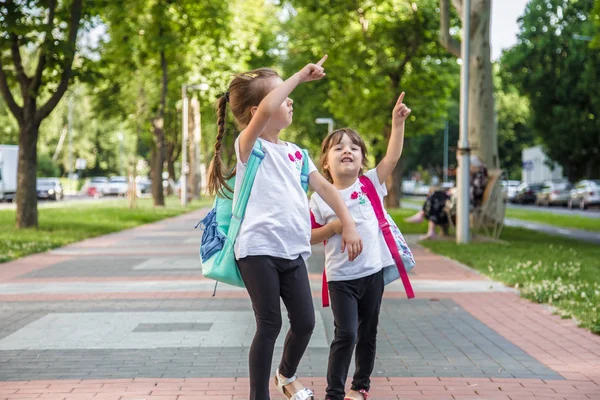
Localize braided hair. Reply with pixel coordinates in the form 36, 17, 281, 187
207, 68, 280, 198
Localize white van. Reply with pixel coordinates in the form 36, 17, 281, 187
0, 145, 18, 202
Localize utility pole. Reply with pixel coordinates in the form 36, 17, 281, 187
443, 120, 449, 183
456, 0, 472, 244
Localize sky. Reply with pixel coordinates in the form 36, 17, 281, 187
491, 0, 531, 60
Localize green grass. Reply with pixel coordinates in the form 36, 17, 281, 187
505, 208, 600, 232
390, 209, 600, 333
387, 208, 430, 235
0, 197, 212, 263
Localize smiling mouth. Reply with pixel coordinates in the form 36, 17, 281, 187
341, 157, 353, 163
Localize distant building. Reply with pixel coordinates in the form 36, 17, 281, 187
521, 145, 564, 184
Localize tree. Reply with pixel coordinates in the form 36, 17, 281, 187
0, 0, 90, 227
281, 0, 459, 206
592, 0, 600, 48
501, 0, 600, 181
494, 64, 535, 180
439, 0, 499, 169
97, 0, 232, 206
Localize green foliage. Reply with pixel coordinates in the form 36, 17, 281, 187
501, 0, 600, 182
494, 64, 535, 179
37, 154, 60, 177
94, 0, 279, 175
0, 98, 19, 144
280, 0, 459, 162
592, 0, 600, 47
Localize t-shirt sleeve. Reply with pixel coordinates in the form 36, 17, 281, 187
365, 168, 387, 198
307, 153, 318, 175
309, 194, 326, 226
233, 136, 246, 166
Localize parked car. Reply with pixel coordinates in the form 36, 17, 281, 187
107, 176, 128, 197
135, 176, 151, 197
36, 178, 63, 201
502, 180, 521, 202
568, 180, 600, 210
512, 182, 544, 204
87, 176, 109, 197
536, 180, 573, 207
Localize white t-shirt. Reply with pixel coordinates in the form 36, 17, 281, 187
309, 168, 394, 281
233, 136, 317, 261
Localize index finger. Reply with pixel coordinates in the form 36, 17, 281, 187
396, 92, 405, 106
316, 54, 328, 67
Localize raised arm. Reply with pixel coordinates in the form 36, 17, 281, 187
238, 56, 327, 162
376, 92, 411, 184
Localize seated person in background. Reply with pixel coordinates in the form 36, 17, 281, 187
405, 187, 451, 240
470, 155, 488, 207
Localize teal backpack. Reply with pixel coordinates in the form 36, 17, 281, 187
198, 140, 310, 288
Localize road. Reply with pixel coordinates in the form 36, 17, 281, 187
405, 195, 600, 218
402, 198, 600, 244
503, 218, 600, 244
507, 202, 600, 218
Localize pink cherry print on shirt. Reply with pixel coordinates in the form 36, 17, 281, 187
351, 191, 359, 200
295, 151, 303, 160
360, 185, 367, 193
288, 154, 295, 162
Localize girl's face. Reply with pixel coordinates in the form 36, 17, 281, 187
324, 133, 364, 181
256, 76, 294, 131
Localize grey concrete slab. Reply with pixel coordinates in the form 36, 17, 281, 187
0, 298, 562, 381
0, 279, 515, 295
16, 256, 203, 279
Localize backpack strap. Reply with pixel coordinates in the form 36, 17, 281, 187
359, 175, 415, 299
227, 141, 265, 245
300, 149, 310, 192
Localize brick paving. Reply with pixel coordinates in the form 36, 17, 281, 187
0, 209, 599, 399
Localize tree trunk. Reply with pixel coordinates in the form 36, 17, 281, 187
165, 140, 175, 196
151, 122, 166, 206
440, 0, 498, 169
468, 0, 497, 168
150, 47, 168, 207
150, 145, 165, 206
16, 114, 40, 228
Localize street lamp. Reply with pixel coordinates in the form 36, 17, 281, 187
315, 118, 334, 134
456, 0, 471, 244
181, 83, 209, 207
572, 33, 593, 42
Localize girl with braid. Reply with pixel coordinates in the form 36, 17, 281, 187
207, 56, 363, 400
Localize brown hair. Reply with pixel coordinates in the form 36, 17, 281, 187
319, 128, 368, 183
207, 68, 281, 197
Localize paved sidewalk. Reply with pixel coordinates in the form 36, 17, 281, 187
0, 209, 599, 400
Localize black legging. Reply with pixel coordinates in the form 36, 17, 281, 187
238, 255, 316, 400
326, 270, 384, 400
